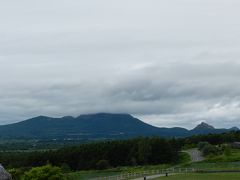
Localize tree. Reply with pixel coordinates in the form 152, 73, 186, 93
198, 142, 210, 151
137, 138, 152, 164
96, 160, 110, 170
202, 144, 219, 156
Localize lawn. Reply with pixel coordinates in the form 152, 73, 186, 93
65, 152, 190, 179
182, 162, 240, 171
65, 164, 171, 180
65, 150, 240, 179
206, 149, 240, 163
180, 148, 240, 171
155, 173, 240, 180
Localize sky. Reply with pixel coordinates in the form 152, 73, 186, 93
1, 0, 240, 129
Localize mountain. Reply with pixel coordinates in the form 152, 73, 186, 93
0, 113, 237, 140
190, 122, 231, 135
193, 122, 215, 130
230, 127, 240, 131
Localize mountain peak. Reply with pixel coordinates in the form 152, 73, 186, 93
77, 113, 132, 119
194, 122, 215, 130
230, 126, 239, 131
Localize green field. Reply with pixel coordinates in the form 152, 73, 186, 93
206, 149, 240, 163
180, 148, 240, 170
65, 164, 171, 180
65, 150, 240, 179
182, 162, 240, 171
155, 173, 240, 180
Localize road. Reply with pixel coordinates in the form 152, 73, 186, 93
132, 173, 174, 180
183, 148, 204, 162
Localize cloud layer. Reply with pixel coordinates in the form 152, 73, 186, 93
1, 0, 240, 128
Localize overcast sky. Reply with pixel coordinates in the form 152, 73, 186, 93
1, 0, 240, 128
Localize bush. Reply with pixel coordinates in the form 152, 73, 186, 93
8, 168, 25, 180
96, 160, 110, 170
198, 142, 210, 151
60, 163, 71, 173
24, 165, 65, 180
202, 144, 220, 156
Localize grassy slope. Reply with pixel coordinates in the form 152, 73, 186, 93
65, 152, 191, 179
65, 164, 171, 180
206, 149, 240, 163
180, 148, 240, 170
65, 149, 240, 179
155, 173, 240, 180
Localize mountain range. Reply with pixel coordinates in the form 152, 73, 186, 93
0, 113, 238, 140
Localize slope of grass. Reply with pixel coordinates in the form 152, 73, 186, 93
181, 161, 240, 171
65, 152, 191, 179
206, 149, 240, 163
65, 164, 171, 180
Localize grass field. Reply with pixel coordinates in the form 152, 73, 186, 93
155, 173, 240, 180
180, 148, 240, 171
182, 162, 240, 171
206, 149, 240, 163
65, 164, 171, 180
65, 149, 240, 179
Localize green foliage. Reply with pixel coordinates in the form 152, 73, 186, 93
0, 137, 180, 170
205, 149, 240, 163
202, 144, 220, 156
223, 145, 232, 156
198, 142, 210, 151
183, 161, 240, 171
197, 141, 223, 156
178, 152, 191, 165
96, 160, 110, 170
182, 143, 196, 150
24, 165, 65, 180
8, 168, 25, 180
65, 164, 171, 180
184, 131, 240, 146
137, 139, 152, 164
60, 163, 71, 173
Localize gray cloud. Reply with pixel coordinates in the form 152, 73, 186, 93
0, 0, 240, 128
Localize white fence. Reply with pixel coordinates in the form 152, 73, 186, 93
90, 168, 196, 180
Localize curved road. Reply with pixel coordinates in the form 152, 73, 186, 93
183, 148, 204, 162
132, 149, 203, 180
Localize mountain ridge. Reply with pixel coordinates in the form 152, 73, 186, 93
0, 113, 237, 140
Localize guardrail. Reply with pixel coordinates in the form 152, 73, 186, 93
90, 167, 196, 180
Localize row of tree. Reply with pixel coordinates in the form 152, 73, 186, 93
1, 131, 240, 171
182, 131, 240, 145
0, 137, 181, 170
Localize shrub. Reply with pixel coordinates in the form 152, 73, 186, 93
61, 163, 71, 173
198, 142, 210, 151
202, 144, 220, 156
24, 165, 65, 180
8, 168, 24, 180
96, 160, 110, 170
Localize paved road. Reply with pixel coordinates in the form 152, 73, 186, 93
132, 149, 203, 180
132, 173, 174, 180
183, 148, 204, 162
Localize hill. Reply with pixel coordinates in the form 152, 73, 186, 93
0, 113, 236, 139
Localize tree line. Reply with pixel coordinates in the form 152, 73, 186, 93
182, 131, 240, 146
0, 131, 240, 171
0, 137, 181, 170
